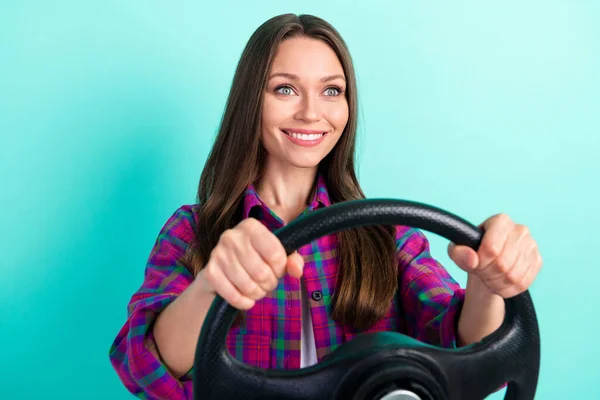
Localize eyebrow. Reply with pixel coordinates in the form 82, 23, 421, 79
268, 72, 346, 83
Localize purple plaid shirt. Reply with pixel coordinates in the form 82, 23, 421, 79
109, 174, 466, 399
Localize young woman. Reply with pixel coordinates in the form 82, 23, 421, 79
109, 13, 542, 400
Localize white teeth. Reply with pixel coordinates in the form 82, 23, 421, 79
286, 131, 324, 141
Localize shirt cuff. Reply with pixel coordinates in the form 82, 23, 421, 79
110, 293, 189, 400
438, 288, 466, 349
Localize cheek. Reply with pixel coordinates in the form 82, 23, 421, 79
260, 97, 290, 152
262, 95, 292, 129
327, 102, 349, 132
261, 97, 277, 131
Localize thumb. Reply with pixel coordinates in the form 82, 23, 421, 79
286, 251, 304, 279
448, 243, 479, 273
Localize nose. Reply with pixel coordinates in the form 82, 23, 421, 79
295, 94, 320, 123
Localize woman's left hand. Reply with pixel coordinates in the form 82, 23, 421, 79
448, 213, 543, 298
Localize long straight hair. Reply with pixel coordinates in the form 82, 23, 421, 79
182, 14, 398, 330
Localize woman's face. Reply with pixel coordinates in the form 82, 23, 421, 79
261, 36, 349, 171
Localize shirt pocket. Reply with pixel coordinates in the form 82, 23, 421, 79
226, 333, 272, 369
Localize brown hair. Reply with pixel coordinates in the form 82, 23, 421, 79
182, 13, 398, 331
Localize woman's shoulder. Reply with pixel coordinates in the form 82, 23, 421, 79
391, 225, 435, 262
155, 203, 201, 247
169, 203, 200, 224
393, 225, 429, 246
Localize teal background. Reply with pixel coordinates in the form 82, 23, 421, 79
1, 1, 598, 399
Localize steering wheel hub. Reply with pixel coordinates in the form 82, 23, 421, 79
379, 390, 422, 400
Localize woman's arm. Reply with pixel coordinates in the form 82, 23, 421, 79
153, 272, 216, 378
109, 206, 199, 400
457, 273, 505, 346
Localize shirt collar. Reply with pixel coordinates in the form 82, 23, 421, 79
242, 172, 331, 219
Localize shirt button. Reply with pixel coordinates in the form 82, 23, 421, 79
311, 290, 323, 301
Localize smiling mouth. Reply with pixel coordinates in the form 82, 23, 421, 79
281, 129, 327, 141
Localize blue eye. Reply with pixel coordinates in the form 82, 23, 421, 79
324, 87, 342, 96
275, 86, 294, 96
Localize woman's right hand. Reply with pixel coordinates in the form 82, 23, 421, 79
196, 218, 305, 310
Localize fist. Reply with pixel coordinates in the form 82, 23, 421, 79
448, 213, 543, 298
197, 218, 304, 310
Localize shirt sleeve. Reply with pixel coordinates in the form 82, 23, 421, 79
395, 226, 466, 348
109, 205, 198, 400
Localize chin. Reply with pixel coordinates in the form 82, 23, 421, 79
290, 161, 322, 169
285, 156, 324, 169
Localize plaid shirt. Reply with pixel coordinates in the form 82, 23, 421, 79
109, 174, 466, 399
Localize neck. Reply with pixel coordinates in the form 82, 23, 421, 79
255, 158, 318, 222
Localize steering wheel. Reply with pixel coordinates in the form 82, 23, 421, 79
192, 199, 540, 400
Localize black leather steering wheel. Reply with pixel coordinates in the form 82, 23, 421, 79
192, 199, 540, 400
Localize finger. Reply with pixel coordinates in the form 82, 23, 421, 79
221, 257, 267, 301
241, 219, 288, 278
485, 237, 532, 298
286, 251, 304, 279
447, 244, 479, 273
498, 246, 531, 297
482, 225, 527, 282
477, 214, 515, 276
213, 234, 268, 301
526, 240, 542, 271
230, 234, 279, 292
517, 255, 537, 295
202, 262, 255, 310
519, 239, 542, 289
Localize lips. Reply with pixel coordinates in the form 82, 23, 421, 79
281, 129, 327, 140
280, 128, 328, 147
281, 128, 328, 135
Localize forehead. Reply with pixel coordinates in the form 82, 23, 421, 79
269, 36, 345, 78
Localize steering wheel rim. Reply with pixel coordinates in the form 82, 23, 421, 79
192, 199, 540, 400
